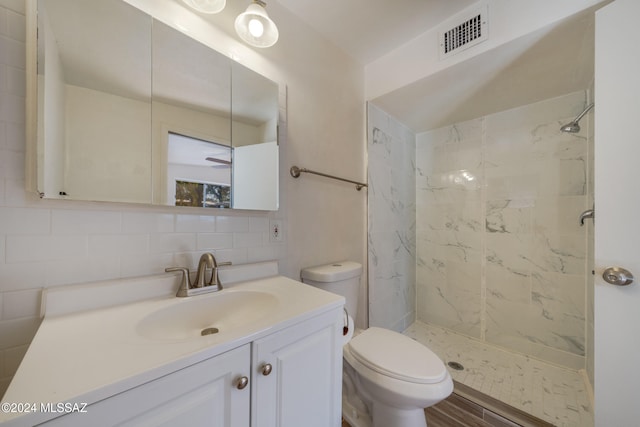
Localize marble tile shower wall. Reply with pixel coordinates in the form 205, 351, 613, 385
367, 104, 416, 332
416, 91, 591, 369
0, 3, 285, 396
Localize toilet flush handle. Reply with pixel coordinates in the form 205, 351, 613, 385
343, 307, 350, 336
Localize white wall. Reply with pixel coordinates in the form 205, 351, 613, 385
64, 84, 152, 203
0, 0, 365, 396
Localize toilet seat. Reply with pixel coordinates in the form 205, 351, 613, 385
346, 327, 447, 384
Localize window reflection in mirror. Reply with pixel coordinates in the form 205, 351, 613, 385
152, 20, 231, 207
167, 132, 231, 208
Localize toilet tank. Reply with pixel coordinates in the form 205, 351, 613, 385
300, 261, 362, 319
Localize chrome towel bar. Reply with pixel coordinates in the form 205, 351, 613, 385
290, 166, 368, 191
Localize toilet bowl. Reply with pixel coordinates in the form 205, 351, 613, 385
300, 262, 453, 427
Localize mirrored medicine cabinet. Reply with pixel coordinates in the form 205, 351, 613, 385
26, 0, 280, 211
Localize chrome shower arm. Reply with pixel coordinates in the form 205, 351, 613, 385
573, 103, 594, 123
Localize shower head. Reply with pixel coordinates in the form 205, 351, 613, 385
560, 103, 594, 133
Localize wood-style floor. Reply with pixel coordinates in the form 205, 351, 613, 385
341, 387, 554, 427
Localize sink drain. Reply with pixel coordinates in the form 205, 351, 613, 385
201, 327, 220, 336
447, 361, 464, 371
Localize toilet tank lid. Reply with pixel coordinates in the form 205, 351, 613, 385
301, 261, 362, 282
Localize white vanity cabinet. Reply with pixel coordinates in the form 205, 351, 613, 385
1, 270, 345, 427
39, 344, 252, 427
36, 308, 343, 427
251, 308, 344, 427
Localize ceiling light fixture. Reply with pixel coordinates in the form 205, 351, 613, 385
235, 0, 279, 48
182, 0, 226, 14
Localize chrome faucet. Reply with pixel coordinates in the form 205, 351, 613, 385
165, 253, 232, 297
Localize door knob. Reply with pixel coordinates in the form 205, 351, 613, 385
602, 267, 634, 286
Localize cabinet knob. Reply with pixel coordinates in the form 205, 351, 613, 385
261, 363, 273, 376
236, 376, 249, 390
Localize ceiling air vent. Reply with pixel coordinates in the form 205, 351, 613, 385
438, 5, 488, 59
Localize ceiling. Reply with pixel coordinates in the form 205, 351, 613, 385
274, 0, 597, 131
275, 0, 478, 65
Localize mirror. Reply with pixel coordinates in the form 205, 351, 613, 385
32, 0, 279, 211
36, 0, 153, 203
231, 62, 279, 210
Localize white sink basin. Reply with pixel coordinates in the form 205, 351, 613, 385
136, 289, 279, 341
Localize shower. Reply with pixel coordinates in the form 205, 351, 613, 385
560, 103, 594, 133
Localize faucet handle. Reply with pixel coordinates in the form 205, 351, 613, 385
165, 267, 192, 297
210, 261, 232, 289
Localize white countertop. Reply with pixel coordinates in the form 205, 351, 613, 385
0, 262, 344, 426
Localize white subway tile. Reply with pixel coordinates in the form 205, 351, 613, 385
4, 177, 31, 204
248, 216, 269, 232
0, 1, 25, 15
233, 232, 264, 248
7, 64, 23, 96
197, 233, 233, 250
6, 9, 24, 42
0, 262, 45, 292
6, 235, 87, 263
0, 92, 24, 124
52, 209, 121, 235
0, 65, 6, 96
216, 215, 249, 232
247, 245, 282, 263
213, 248, 247, 265
0, 148, 22, 181
89, 234, 150, 257
171, 251, 199, 271
6, 121, 23, 151
149, 233, 196, 254
175, 214, 216, 232
0, 8, 6, 38
44, 256, 121, 287
120, 253, 173, 278
2, 288, 40, 319
88, 235, 120, 257
0, 35, 24, 70
122, 212, 174, 233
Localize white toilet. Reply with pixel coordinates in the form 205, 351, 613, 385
301, 261, 453, 427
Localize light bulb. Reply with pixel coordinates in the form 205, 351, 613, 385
182, 0, 226, 14
234, 1, 279, 48
248, 19, 264, 37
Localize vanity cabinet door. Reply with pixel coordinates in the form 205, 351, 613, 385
38, 344, 251, 427
251, 308, 343, 427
